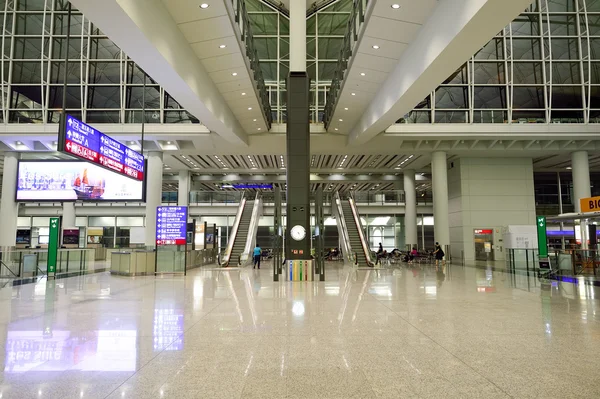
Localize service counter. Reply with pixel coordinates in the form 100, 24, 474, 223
110, 250, 156, 276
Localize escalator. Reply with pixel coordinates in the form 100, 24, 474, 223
221, 193, 262, 267
334, 192, 374, 267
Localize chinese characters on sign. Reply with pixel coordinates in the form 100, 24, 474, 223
60, 114, 145, 181
156, 206, 188, 246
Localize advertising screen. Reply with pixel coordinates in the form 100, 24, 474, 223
16, 161, 144, 202
59, 114, 144, 181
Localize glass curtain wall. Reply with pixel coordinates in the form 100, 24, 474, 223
0, 0, 198, 124
247, 0, 352, 124
400, 0, 600, 124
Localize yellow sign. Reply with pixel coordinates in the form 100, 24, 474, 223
580, 196, 600, 213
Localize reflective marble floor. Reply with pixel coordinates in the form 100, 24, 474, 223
1, 263, 599, 398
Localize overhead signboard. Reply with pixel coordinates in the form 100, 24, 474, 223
16, 161, 144, 202
59, 114, 144, 181
156, 206, 188, 246
580, 196, 600, 213
222, 183, 273, 189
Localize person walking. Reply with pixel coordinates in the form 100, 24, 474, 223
253, 244, 262, 269
434, 242, 445, 267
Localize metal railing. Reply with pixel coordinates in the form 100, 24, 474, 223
323, 0, 370, 129
0, 249, 95, 280
349, 192, 375, 267
220, 194, 247, 266
506, 248, 600, 276
231, 0, 273, 128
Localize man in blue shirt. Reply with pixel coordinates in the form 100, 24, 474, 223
253, 245, 262, 269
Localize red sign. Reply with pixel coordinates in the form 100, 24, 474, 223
474, 229, 493, 235
156, 239, 186, 246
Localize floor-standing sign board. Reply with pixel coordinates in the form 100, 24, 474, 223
58, 114, 145, 181
536, 215, 550, 271
156, 206, 188, 246
47, 217, 60, 277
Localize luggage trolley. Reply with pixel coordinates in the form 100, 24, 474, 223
537, 257, 556, 279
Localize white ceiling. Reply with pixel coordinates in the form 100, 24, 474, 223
329, 0, 438, 134
161, 0, 268, 135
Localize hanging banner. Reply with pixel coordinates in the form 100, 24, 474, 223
47, 217, 60, 274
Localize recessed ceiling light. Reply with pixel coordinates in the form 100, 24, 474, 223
566, 166, 572, 170
219, 44, 226, 49
344, 107, 348, 110
334, 128, 338, 131
167, 141, 172, 145
200, 3, 209, 9
351, 92, 356, 96
372, 45, 380, 49
16, 141, 22, 145
339, 119, 343, 122
253, 119, 257, 122
391, 4, 400, 9
257, 128, 261, 131
241, 92, 246, 96
360, 72, 366, 76
232, 72, 238, 76
248, 107, 252, 110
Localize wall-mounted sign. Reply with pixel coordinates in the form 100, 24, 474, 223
222, 183, 273, 189
156, 206, 188, 246
580, 196, 600, 213
474, 229, 493, 235
58, 114, 144, 181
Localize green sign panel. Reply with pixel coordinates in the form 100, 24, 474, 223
47, 217, 60, 274
536, 215, 548, 258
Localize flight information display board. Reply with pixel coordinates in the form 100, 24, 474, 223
156, 206, 188, 246
59, 114, 145, 181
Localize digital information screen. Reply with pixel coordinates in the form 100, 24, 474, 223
59, 114, 144, 181
16, 161, 144, 202
156, 206, 188, 246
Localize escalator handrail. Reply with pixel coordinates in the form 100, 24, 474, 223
348, 193, 375, 267
333, 191, 355, 265
222, 195, 247, 266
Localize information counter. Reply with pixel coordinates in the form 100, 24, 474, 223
111, 250, 156, 276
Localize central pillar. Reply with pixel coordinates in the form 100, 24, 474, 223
0, 152, 19, 248
145, 152, 163, 247
62, 202, 76, 228
286, 2, 310, 263
432, 152, 450, 249
404, 170, 417, 249
178, 170, 190, 207
572, 151, 591, 249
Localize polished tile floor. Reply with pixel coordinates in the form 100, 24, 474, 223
0, 263, 599, 398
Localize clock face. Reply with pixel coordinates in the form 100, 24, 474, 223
290, 225, 306, 241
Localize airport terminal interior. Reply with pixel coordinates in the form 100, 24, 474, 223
1, 0, 600, 397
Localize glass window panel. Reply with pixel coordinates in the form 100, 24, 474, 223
414, 95, 432, 109
260, 61, 277, 81
587, 14, 600, 36
18, 0, 47, 10
511, 38, 542, 59
443, 64, 468, 84
545, 14, 578, 36
435, 111, 468, 123
280, 15, 289, 35
590, 38, 600, 60
589, 0, 600, 12
398, 111, 431, 123
473, 62, 505, 84
589, 86, 600, 108
89, 37, 120, 60
513, 61, 543, 84
307, 14, 317, 36
248, 13, 278, 35
280, 38, 289, 60
551, 86, 582, 108
49, 61, 82, 83
10, 86, 42, 108
547, 0, 577, 12
12, 61, 45, 84
318, 62, 337, 81
87, 85, 120, 108
126, 62, 154, 85
52, 14, 84, 35
9, 110, 43, 123
164, 110, 199, 124
589, 62, 600, 83
89, 61, 121, 84
254, 37, 278, 59
125, 86, 161, 108
512, 86, 545, 108
307, 38, 316, 60
51, 38, 85, 59
551, 38, 579, 59
435, 86, 468, 108
15, 13, 44, 35
246, 0, 271, 12
550, 109, 584, 122
164, 93, 183, 109
86, 110, 120, 123
317, 14, 349, 35
47, 85, 82, 109
13, 37, 44, 59
125, 110, 161, 123
550, 61, 581, 83
474, 38, 504, 60
318, 37, 343, 59
116, 217, 144, 227
473, 86, 507, 108
511, 15, 541, 36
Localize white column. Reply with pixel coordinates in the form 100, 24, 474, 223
431, 152, 450, 248
572, 151, 591, 249
0, 153, 19, 248
404, 170, 417, 248
62, 202, 76, 228
289, 0, 306, 72
178, 170, 190, 207
145, 152, 163, 247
